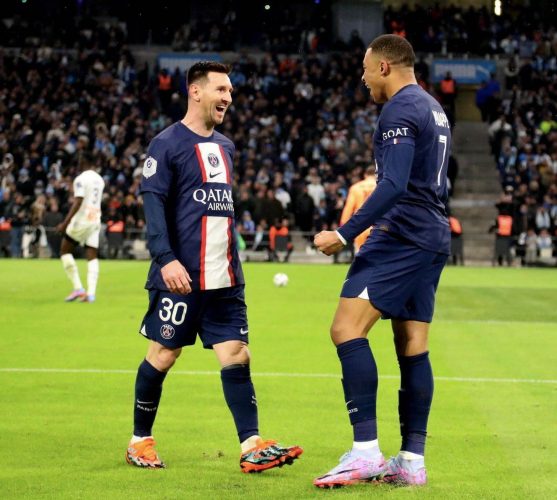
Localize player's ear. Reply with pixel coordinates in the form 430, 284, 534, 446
380, 60, 390, 77
188, 83, 202, 102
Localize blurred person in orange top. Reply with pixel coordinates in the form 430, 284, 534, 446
340, 166, 377, 252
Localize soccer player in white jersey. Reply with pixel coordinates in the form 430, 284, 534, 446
56, 153, 105, 303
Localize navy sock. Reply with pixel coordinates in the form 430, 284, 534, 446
133, 359, 168, 437
337, 338, 378, 442
221, 364, 259, 443
398, 351, 434, 456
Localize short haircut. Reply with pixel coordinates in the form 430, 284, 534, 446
78, 151, 94, 169
187, 61, 231, 86
368, 35, 415, 67
365, 166, 375, 176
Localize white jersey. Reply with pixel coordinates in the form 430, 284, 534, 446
70, 170, 105, 225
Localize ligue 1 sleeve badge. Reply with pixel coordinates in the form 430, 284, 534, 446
143, 156, 158, 178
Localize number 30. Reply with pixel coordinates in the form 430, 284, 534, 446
159, 298, 188, 325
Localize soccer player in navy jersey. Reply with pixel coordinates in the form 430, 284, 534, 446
126, 62, 302, 471
313, 35, 451, 487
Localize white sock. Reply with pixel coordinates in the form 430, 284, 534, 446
87, 258, 99, 296
61, 253, 83, 290
131, 434, 153, 444
399, 450, 424, 461
353, 439, 381, 456
240, 435, 261, 453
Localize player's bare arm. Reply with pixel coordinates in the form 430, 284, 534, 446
160, 259, 192, 295
56, 197, 83, 233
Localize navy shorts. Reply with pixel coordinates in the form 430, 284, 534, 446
139, 285, 249, 349
341, 231, 447, 323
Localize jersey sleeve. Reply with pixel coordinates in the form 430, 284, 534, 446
377, 99, 419, 148
337, 143, 415, 242
139, 137, 174, 198
73, 175, 85, 198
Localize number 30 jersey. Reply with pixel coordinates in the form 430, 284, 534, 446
71, 170, 105, 225
373, 84, 451, 254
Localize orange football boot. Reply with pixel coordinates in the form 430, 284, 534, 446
126, 437, 165, 468
240, 438, 303, 473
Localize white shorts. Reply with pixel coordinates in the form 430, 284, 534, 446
66, 220, 101, 249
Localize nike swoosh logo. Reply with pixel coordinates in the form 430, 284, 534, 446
209, 172, 221, 178
240, 328, 249, 335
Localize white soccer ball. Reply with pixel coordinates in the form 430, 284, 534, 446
273, 272, 289, 287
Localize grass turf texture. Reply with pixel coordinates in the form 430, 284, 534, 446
1, 260, 556, 499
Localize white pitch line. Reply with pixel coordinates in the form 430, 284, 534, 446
0, 368, 556, 385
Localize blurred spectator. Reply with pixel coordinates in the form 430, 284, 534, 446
438, 72, 457, 122
522, 228, 538, 265
537, 228, 555, 265
535, 206, 551, 231
294, 185, 315, 244
0, 190, 11, 256
106, 208, 125, 259
268, 217, 293, 263
489, 213, 514, 266
307, 170, 325, 208
157, 69, 173, 114
43, 198, 64, 258
241, 211, 255, 233
449, 214, 464, 265
476, 73, 501, 123
6, 193, 27, 258
504, 57, 519, 89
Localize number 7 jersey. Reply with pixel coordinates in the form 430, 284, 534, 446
373, 84, 451, 254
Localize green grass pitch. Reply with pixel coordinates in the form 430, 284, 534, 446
1, 260, 556, 499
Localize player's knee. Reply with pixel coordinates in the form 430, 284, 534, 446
393, 328, 428, 356
330, 322, 349, 345
230, 344, 251, 365
219, 343, 251, 367
148, 346, 181, 371
330, 322, 365, 346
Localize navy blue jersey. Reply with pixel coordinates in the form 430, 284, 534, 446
140, 122, 244, 291
338, 84, 451, 254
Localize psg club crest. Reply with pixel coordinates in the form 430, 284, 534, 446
160, 324, 175, 340
143, 156, 157, 178
207, 153, 220, 167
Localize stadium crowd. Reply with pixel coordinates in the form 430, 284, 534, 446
0, 23, 383, 259
385, 2, 556, 56
484, 33, 557, 264
1, 3, 556, 264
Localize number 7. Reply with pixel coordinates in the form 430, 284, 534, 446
437, 134, 448, 186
